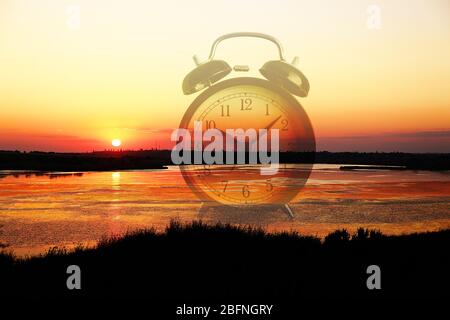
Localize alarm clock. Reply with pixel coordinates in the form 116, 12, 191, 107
178, 32, 315, 217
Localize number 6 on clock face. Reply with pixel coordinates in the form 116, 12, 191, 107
179, 77, 315, 206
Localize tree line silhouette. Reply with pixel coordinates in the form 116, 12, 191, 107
0, 150, 448, 171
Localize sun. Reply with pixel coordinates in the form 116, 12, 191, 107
112, 139, 122, 148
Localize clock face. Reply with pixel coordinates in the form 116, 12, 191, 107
179, 77, 315, 206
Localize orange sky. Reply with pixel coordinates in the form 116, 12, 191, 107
0, 0, 449, 152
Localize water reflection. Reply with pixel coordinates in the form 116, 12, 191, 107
198, 203, 294, 226
108, 172, 122, 234
0, 165, 449, 256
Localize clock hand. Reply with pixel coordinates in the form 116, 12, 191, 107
264, 115, 282, 130
216, 128, 237, 143
210, 128, 239, 156
249, 115, 282, 148
211, 115, 282, 147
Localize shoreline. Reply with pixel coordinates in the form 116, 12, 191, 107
1, 150, 449, 171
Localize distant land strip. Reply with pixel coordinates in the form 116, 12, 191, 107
0, 150, 449, 171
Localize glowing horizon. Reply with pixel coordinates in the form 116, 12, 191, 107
0, 0, 449, 153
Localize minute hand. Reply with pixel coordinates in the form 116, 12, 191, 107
250, 115, 282, 148
264, 115, 282, 131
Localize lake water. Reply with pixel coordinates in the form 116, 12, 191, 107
0, 164, 449, 256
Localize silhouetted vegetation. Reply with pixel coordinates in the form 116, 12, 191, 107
1, 150, 448, 171
0, 225, 8, 250
0, 150, 167, 171
314, 151, 450, 171
0, 221, 448, 300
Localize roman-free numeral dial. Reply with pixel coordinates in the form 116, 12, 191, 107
179, 78, 315, 206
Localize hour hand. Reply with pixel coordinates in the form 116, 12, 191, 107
216, 128, 237, 143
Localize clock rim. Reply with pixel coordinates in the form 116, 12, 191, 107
178, 76, 316, 206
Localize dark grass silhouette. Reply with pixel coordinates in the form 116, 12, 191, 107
0, 221, 448, 300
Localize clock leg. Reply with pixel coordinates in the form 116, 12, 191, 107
283, 204, 295, 219
199, 202, 295, 219
198, 202, 215, 216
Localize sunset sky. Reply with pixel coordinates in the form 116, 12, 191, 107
0, 0, 449, 152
